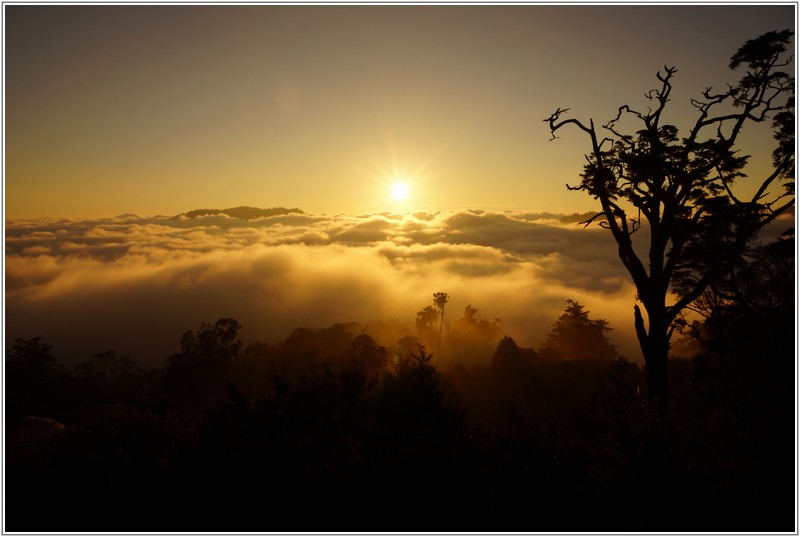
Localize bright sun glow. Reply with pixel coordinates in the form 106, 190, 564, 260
391, 182, 409, 202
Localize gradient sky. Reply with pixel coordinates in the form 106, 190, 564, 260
4, 3, 795, 219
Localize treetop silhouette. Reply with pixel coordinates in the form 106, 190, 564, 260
433, 292, 449, 348
416, 292, 450, 349
539, 299, 617, 362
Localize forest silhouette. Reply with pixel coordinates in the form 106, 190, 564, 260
5, 231, 795, 531
4, 29, 797, 532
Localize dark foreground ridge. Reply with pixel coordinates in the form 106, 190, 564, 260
4, 285, 794, 532
172, 206, 305, 221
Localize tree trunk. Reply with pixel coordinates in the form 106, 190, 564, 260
438, 311, 444, 349
634, 304, 670, 408
645, 339, 669, 407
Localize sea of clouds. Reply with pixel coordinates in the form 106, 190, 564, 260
9, 207, 753, 368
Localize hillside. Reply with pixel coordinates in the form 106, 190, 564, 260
173, 206, 304, 220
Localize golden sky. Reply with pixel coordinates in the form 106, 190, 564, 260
4, 3, 795, 219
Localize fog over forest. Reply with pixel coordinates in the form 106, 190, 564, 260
5, 212, 794, 531
5, 206, 695, 368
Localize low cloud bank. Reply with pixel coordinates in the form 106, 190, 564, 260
7, 209, 667, 367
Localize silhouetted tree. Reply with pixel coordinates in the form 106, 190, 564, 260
164, 317, 243, 407
6, 336, 63, 379
539, 300, 617, 362
672, 230, 796, 529
395, 334, 422, 358
230, 341, 277, 396
75, 350, 144, 387
370, 343, 464, 502
433, 291, 449, 348
5, 337, 70, 419
458, 305, 503, 340
582, 357, 669, 528
688, 230, 794, 436
415, 305, 438, 337
279, 322, 361, 371
681, 229, 794, 329
448, 305, 504, 366
545, 30, 794, 405
74, 350, 147, 407
177, 317, 243, 362
492, 336, 528, 374
344, 333, 388, 379
489, 336, 539, 399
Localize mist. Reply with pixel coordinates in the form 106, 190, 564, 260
4, 208, 653, 368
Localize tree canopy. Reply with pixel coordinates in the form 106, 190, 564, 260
539, 300, 617, 362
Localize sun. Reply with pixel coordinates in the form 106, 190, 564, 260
391, 181, 409, 202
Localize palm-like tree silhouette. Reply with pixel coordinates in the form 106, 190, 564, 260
433, 292, 449, 349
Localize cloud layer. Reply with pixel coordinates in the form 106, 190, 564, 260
6, 209, 663, 367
